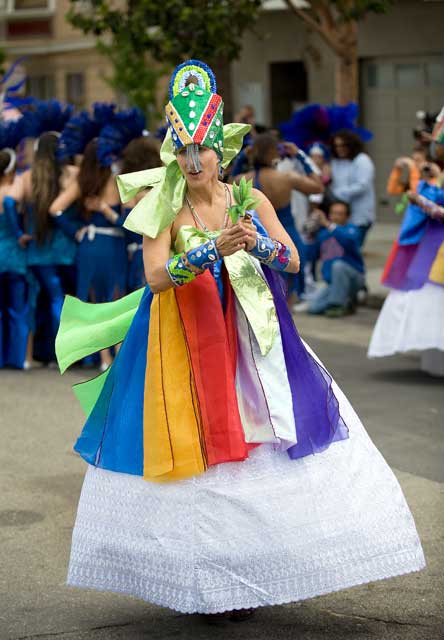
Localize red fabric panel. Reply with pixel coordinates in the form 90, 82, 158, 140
175, 271, 248, 466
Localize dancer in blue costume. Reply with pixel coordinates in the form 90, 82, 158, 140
120, 136, 161, 291
239, 133, 323, 299
7, 130, 80, 363
0, 148, 28, 368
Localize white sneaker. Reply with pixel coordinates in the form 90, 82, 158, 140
99, 361, 111, 373
292, 301, 309, 313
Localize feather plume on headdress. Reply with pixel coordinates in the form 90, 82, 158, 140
97, 107, 146, 167
280, 103, 372, 151
57, 102, 116, 160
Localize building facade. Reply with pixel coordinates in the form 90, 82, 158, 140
0, 0, 115, 108
232, 0, 444, 220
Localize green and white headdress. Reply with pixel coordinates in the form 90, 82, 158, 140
118, 59, 251, 238
166, 59, 224, 168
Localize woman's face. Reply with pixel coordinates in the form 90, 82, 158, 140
333, 137, 349, 159
177, 145, 219, 186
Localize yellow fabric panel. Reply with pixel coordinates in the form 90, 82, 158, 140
429, 242, 444, 284
143, 290, 206, 482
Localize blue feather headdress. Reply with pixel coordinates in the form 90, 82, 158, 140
58, 102, 116, 160
0, 118, 27, 150
280, 103, 372, 151
97, 107, 146, 167
19, 99, 73, 139
0, 58, 33, 119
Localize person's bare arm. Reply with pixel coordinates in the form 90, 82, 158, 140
49, 180, 80, 215
239, 188, 300, 274
144, 221, 252, 293
285, 170, 324, 195
143, 226, 174, 294
7, 171, 27, 201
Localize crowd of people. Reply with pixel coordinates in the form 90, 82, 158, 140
0, 101, 161, 370
1, 72, 443, 376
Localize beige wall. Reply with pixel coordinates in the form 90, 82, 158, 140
1, 0, 116, 107
232, 0, 444, 126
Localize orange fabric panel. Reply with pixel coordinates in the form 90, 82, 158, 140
143, 290, 206, 482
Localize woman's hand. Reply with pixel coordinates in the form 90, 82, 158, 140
75, 226, 88, 242
215, 224, 250, 257
238, 216, 258, 251
17, 233, 32, 249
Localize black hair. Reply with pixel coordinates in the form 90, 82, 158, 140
331, 129, 364, 160
329, 199, 350, 217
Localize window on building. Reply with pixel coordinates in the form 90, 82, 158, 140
27, 74, 55, 100
0, 0, 55, 15
427, 62, 444, 87
66, 73, 85, 108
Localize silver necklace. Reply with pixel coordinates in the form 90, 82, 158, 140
186, 183, 231, 232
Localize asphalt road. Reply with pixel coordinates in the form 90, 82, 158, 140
0, 305, 443, 640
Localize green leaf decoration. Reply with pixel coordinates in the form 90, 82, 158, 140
228, 177, 261, 223
395, 192, 409, 216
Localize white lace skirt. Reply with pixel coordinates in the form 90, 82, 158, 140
67, 355, 425, 614
368, 283, 444, 358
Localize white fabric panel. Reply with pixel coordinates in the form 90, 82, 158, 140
368, 283, 444, 358
235, 299, 297, 449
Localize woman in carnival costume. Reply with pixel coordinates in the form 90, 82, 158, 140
4, 100, 77, 364
54, 105, 146, 370
0, 124, 28, 369
368, 108, 444, 376
57, 61, 424, 620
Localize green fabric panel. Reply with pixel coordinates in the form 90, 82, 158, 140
56, 289, 144, 374
72, 368, 111, 417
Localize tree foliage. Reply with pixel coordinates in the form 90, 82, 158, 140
67, 0, 262, 120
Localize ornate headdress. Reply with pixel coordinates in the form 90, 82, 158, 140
166, 60, 224, 172
119, 59, 251, 238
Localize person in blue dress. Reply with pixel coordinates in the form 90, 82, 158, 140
6, 131, 80, 363
120, 136, 161, 292
0, 148, 29, 369
237, 133, 323, 301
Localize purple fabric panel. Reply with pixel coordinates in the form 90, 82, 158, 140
382, 243, 418, 291
405, 221, 444, 290
263, 266, 349, 459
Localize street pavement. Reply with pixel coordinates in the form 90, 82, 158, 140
1, 225, 443, 640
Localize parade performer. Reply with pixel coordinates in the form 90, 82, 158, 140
5, 101, 78, 363
0, 130, 28, 368
369, 108, 444, 375
57, 61, 424, 619
238, 133, 323, 299
120, 135, 161, 291
100, 114, 159, 293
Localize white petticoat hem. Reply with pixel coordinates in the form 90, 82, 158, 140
67, 548, 424, 614
368, 283, 444, 358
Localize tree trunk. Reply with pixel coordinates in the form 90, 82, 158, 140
334, 21, 358, 104
335, 47, 358, 104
